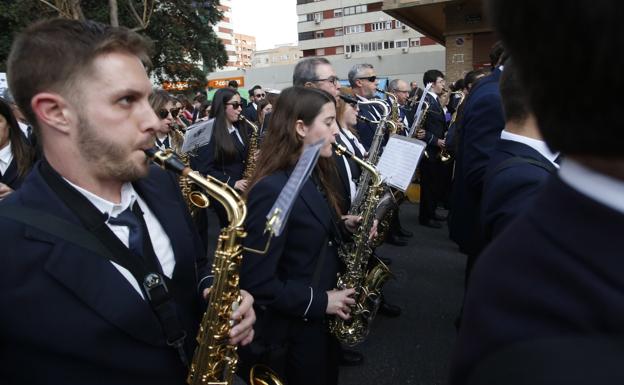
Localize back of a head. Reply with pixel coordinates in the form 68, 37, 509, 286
7, 18, 152, 134
488, 0, 624, 157
293, 57, 330, 86
499, 60, 530, 124
228, 80, 239, 89
423, 69, 444, 86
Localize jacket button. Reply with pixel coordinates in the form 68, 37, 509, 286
328, 241, 333, 247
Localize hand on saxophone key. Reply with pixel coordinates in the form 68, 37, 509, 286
369, 219, 379, 241
416, 129, 426, 140
234, 179, 249, 192
326, 288, 356, 320
341, 214, 363, 233
228, 289, 256, 346
437, 138, 446, 148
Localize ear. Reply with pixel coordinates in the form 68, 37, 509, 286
295, 119, 306, 138
31, 92, 75, 134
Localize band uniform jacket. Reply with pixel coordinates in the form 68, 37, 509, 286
242, 103, 258, 123
421, 92, 447, 159
355, 98, 388, 151
240, 171, 341, 344
194, 125, 247, 189
449, 175, 624, 384
448, 68, 505, 257
480, 139, 556, 242
0, 162, 209, 385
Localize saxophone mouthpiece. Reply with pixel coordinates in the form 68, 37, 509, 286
332, 142, 351, 158
144, 147, 158, 158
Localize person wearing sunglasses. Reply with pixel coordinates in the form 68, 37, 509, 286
243, 85, 265, 123
148, 89, 178, 151
347, 63, 384, 150
194, 87, 249, 228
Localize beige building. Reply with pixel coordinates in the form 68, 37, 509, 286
252, 44, 303, 68
234, 33, 256, 69
214, 1, 257, 71
383, 0, 497, 82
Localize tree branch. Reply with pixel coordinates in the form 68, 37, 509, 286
109, 0, 119, 27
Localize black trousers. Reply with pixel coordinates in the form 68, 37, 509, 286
419, 158, 439, 222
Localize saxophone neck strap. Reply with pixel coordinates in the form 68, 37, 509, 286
35, 159, 190, 367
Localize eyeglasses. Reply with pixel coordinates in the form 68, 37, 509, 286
254, 93, 266, 98
357, 75, 377, 82
226, 102, 244, 109
314, 76, 340, 84
158, 108, 179, 119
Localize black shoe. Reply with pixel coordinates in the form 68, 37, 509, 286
378, 302, 402, 317
397, 227, 414, 238
386, 234, 408, 246
339, 348, 364, 366
419, 219, 443, 229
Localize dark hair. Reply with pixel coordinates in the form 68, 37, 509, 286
175, 94, 193, 111
0, 98, 35, 179
249, 85, 262, 97
489, 41, 507, 68
293, 57, 331, 86
7, 19, 152, 140
248, 86, 341, 214
464, 69, 489, 91
149, 89, 174, 114
209, 88, 247, 162
499, 60, 530, 123
453, 79, 465, 91
228, 80, 239, 88
423, 69, 445, 86
488, 0, 623, 156
256, 98, 271, 125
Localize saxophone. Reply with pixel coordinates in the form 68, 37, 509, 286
376, 88, 401, 134
144, 148, 247, 385
239, 115, 260, 180
169, 128, 209, 216
329, 143, 392, 346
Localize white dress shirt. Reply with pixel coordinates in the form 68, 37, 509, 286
0, 142, 13, 175
500, 130, 560, 168
228, 125, 244, 145
559, 159, 624, 215
65, 180, 176, 298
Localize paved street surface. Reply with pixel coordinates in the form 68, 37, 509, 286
207, 201, 466, 385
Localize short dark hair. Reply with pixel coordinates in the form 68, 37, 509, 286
488, 0, 623, 156
228, 80, 239, 88
249, 85, 262, 96
489, 41, 507, 68
499, 60, 530, 123
7, 19, 152, 137
423, 70, 444, 86
293, 57, 331, 86
464, 69, 489, 90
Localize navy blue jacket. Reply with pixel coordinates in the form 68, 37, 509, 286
450, 175, 624, 383
355, 99, 387, 150
0, 162, 208, 385
194, 128, 247, 189
480, 139, 556, 242
449, 69, 505, 256
240, 171, 340, 343
242, 103, 258, 123
421, 92, 447, 158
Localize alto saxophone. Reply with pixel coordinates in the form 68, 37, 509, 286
239, 115, 260, 180
169, 127, 209, 216
144, 148, 247, 385
329, 143, 392, 346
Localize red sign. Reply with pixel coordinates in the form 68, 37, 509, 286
207, 76, 245, 89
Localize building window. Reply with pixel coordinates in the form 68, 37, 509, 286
316, 48, 325, 56
345, 44, 361, 53
335, 27, 343, 36
315, 31, 324, 39
385, 21, 392, 29
299, 31, 315, 41
410, 38, 420, 47
345, 24, 365, 34
383, 41, 395, 49
395, 21, 403, 28
395, 39, 408, 48
305, 13, 314, 22
314, 12, 322, 22
335, 46, 344, 54
334, 9, 342, 17
371, 22, 384, 31
343, 4, 367, 16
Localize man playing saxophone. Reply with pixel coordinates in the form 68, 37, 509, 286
0, 19, 255, 385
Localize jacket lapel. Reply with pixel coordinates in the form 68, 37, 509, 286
298, 177, 332, 233
2, 159, 19, 187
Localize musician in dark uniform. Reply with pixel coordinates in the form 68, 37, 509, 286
0, 18, 254, 385
239, 87, 358, 385
0, 97, 35, 195
418, 69, 447, 228
349, 63, 384, 151
451, 1, 624, 383
194, 87, 249, 228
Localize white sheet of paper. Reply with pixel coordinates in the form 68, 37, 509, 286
181, 118, 214, 153
376, 135, 426, 191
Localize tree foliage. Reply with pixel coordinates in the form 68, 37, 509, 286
0, 0, 227, 86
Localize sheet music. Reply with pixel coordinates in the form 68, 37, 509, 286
265, 139, 324, 237
376, 135, 426, 191
181, 118, 215, 153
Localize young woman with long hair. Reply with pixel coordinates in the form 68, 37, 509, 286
0, 98, 35, 197
238, 86, 357, 385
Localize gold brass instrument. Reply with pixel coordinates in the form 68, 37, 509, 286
408, 100, 430, 158
330, 142, 392, 346
239, 114, 260, 180
145, 148, 249, 385
169, 128, 210, 215
438, 91, 465, 163
376, 88, 400, 134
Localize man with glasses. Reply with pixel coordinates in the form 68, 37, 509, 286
243, 84, 265, 123
348, 63, 382, 150
388, 78, 413, 130
292, 57, 341, 97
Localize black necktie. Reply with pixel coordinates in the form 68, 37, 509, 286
107, 202, 144, 257
231, 131, 244, 153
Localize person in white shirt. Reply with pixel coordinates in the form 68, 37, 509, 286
0, 97, 35, 196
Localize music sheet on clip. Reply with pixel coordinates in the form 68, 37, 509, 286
181, 118, 215, 153
265, 139, 324, 237
376, 135, 426, 192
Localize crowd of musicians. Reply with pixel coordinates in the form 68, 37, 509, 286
2, 0, 624, 383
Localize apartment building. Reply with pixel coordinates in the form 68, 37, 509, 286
214, 0, 238, 70
297, 0, 440, 60
234, 33, 256, 69
252, 44, 303, 68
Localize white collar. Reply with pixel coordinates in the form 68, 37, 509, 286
427, 91, 439, 101
500, 130, 560, 167
18, 121, 29, 137
0, 142, 12, 165
559, 158, 624, 215
64, 179, 139, 220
